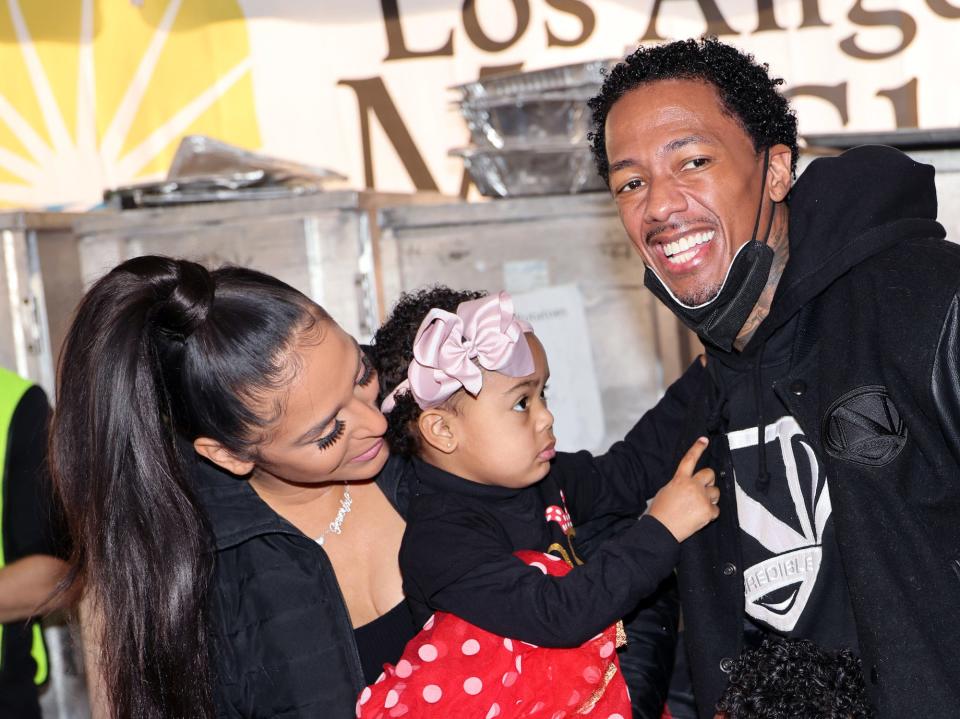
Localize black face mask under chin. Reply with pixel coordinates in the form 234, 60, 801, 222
644, 240, 774, 352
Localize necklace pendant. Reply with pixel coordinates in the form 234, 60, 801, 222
314, 483, 352, 547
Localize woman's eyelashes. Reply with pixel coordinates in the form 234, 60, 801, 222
314, 354, 372, 452
357, 353, 375, 387
315, 419, 345, 451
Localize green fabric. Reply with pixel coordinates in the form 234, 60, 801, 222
0, 367, 48, 684
30, 622, 47, 685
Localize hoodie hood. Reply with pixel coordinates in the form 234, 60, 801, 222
744, 144, 945, 352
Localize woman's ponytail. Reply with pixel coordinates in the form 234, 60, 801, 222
53, 254, 319, 717
52, 256, 215, 718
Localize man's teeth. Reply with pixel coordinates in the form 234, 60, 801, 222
663, 231, 715, 264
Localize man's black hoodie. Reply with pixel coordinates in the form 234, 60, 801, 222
747, 143, 941, 351
671, 145, 960, 718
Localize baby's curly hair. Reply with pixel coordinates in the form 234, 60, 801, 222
371, 286, 486, 458
716, 637, 874, 718
588, 37, 798, 184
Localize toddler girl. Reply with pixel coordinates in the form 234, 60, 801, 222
359, 288, 717, 717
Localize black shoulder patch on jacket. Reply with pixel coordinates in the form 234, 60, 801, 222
822, 385, 907, 466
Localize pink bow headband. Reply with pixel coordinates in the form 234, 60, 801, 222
381, 292, 534, 413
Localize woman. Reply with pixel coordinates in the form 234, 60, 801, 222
50, 256, 417, 718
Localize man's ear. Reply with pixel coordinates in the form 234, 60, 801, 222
417, 410, 457, 454
193, 437, 256, 476
766, 143, 793, 202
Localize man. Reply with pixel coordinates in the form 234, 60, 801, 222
588, 38, 960, 718
0, 368, 69, 718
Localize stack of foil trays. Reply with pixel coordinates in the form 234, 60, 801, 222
450, 60, 613, 198
104, 135, 346, 209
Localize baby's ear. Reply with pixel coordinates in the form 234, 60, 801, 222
417, 410, 457, 454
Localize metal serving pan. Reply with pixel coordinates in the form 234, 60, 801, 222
457, 88, 596, 149
451, 143, 606, 198
451, 60, 612, 103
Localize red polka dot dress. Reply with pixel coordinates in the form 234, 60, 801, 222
357, 551, 631, 719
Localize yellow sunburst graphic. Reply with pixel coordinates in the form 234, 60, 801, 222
0, 0, 260, 208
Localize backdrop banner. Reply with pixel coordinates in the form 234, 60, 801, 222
0, 0, 957, 208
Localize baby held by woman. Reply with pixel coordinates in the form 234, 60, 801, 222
357, 288, 718, 718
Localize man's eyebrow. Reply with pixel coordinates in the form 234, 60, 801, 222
609, 157, 637, 175
608, 135, 713, 175
659, 134, 712, 157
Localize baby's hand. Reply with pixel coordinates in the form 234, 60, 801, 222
647, 437, 719, 542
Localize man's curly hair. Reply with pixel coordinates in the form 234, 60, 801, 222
588, 37, 798, 184
370, 286, 486, 458
716, 637, 874, 719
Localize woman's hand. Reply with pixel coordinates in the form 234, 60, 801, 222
647, 437, 719, 542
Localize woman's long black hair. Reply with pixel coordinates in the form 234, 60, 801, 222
50, 255, 320, 718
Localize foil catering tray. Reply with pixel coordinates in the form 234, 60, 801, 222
451, 143, 607, 198
168, 134, 346, 183
457, 88, 596, 149
104, 135, 347, 209
451, 60, 612, 103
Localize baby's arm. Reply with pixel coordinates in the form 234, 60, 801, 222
400, 440, 715, 648
401, 510, 678, 647
550, 357, 707, 523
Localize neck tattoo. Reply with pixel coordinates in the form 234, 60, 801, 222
315, 483, 353, 546
734, 219, 790, 351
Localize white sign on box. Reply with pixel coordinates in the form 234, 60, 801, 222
511, 283, 605, 454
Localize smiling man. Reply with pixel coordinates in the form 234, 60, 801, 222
589, 38, 960, 719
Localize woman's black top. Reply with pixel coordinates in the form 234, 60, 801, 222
193, 453, 413, 719
353, 600, 418, 685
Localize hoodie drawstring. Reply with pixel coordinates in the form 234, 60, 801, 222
753, 342, 771, 494
705, 365, 728, 436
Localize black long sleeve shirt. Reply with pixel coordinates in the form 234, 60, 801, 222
399, 361, 705, 648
